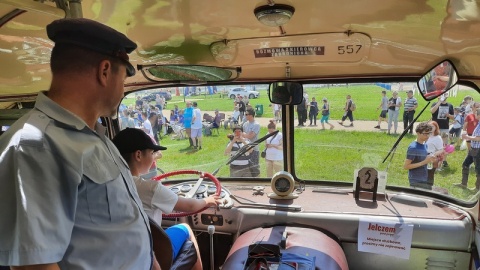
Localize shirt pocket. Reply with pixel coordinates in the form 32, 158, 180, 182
83, 159, 134, 224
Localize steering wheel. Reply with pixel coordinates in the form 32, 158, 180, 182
152, 170, 221, 218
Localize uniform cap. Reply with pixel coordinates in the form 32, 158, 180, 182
113, 128, 167, 154
47, 18, 137, 76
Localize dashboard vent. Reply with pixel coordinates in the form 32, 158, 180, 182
425, 257, 456, 269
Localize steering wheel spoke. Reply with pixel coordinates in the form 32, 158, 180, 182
152, 170, 221, 218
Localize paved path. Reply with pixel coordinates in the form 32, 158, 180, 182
181, 110, 399, 133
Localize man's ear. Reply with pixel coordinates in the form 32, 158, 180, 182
97, 60, 111, 87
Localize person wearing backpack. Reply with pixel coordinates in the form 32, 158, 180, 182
296, 95, 308, 126
338, 94, 355, 127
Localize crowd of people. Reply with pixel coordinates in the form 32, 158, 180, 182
403, 94, 479, 191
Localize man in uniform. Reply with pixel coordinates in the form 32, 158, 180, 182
0, 18, 159, 269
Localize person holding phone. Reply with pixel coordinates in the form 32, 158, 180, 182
225, 126, 254, 177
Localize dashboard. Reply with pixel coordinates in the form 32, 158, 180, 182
162, 180, 474, 269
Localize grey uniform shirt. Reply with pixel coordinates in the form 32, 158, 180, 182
0, 92, 153, 269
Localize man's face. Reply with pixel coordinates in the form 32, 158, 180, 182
407, 92, 413, 97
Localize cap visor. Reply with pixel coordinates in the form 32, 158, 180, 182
126, 62, 136, 77
153, 145, 167, 151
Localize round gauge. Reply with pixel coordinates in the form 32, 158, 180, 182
180, 185, 191, 193
196, 184, 206, 194
207, 186, 217, 195
220, 190, 226, 198
170, 187, 180, 194
275, 177, 291, 193
270, 171, 296, 198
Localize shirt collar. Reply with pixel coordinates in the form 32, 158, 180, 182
35, 91, 105, 136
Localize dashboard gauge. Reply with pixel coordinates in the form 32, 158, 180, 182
170, 187, 180, 194
180, 185, 191, 193
207, 186, 217, 195
275, 177, 291, 193
196, 184, 207, 194
268, 171, 298, 199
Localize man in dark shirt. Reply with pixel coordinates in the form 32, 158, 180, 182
431, 94, 454, 167
238, 96, 246, 122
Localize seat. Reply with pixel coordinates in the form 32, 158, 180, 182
150, 219, 173, 270
222, 226, 349, 270
203, 113, 214, 123
203, 113, 217, 136
150, 219, 198, 270
170, 123, 186, 139
217, 113, 226, 133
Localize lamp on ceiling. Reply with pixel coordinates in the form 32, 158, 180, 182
254, 4, 295, 27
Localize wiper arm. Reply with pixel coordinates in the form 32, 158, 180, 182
210, 130, 279, 176
382, 101, 431, 163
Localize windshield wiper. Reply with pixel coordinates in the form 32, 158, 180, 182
382, 101, 431, 163
211, 130, 280, 176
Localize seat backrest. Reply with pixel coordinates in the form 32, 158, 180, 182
150, 218, 173, 270
219, 113, 226, 121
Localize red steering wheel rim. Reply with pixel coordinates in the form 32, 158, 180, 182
152, 170, 221, 218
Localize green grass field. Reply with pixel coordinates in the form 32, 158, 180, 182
122, 84, 479, 201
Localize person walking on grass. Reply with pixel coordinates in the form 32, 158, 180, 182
387, 91, 402, 134
374, 90, 389, 129
320, 97, 335, 130
338, 94, 354, 127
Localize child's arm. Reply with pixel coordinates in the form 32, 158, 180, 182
174, 195, 222, 213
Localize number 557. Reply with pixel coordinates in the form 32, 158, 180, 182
338, 45, 362, 54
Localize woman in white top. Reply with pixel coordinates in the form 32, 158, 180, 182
426, 121, 446, 185
265, 120, 283, 177
387, 91, 402, 134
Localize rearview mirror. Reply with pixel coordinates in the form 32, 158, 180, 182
137, 64, 241, 82
418, 60, 458, 101
268, 82, 304, 105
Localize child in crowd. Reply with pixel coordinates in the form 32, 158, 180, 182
449, 107, 464, 147
113, 128, 221, 270
403, 122, 437, 190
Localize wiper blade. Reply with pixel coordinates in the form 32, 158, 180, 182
226, 130, 279, 165
382, 101, 431, 163
210, 130, 279, 176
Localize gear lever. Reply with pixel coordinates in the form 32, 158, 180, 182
208, 225, 215, 270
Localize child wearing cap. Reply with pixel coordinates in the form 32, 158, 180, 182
113, 128, 221, 270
